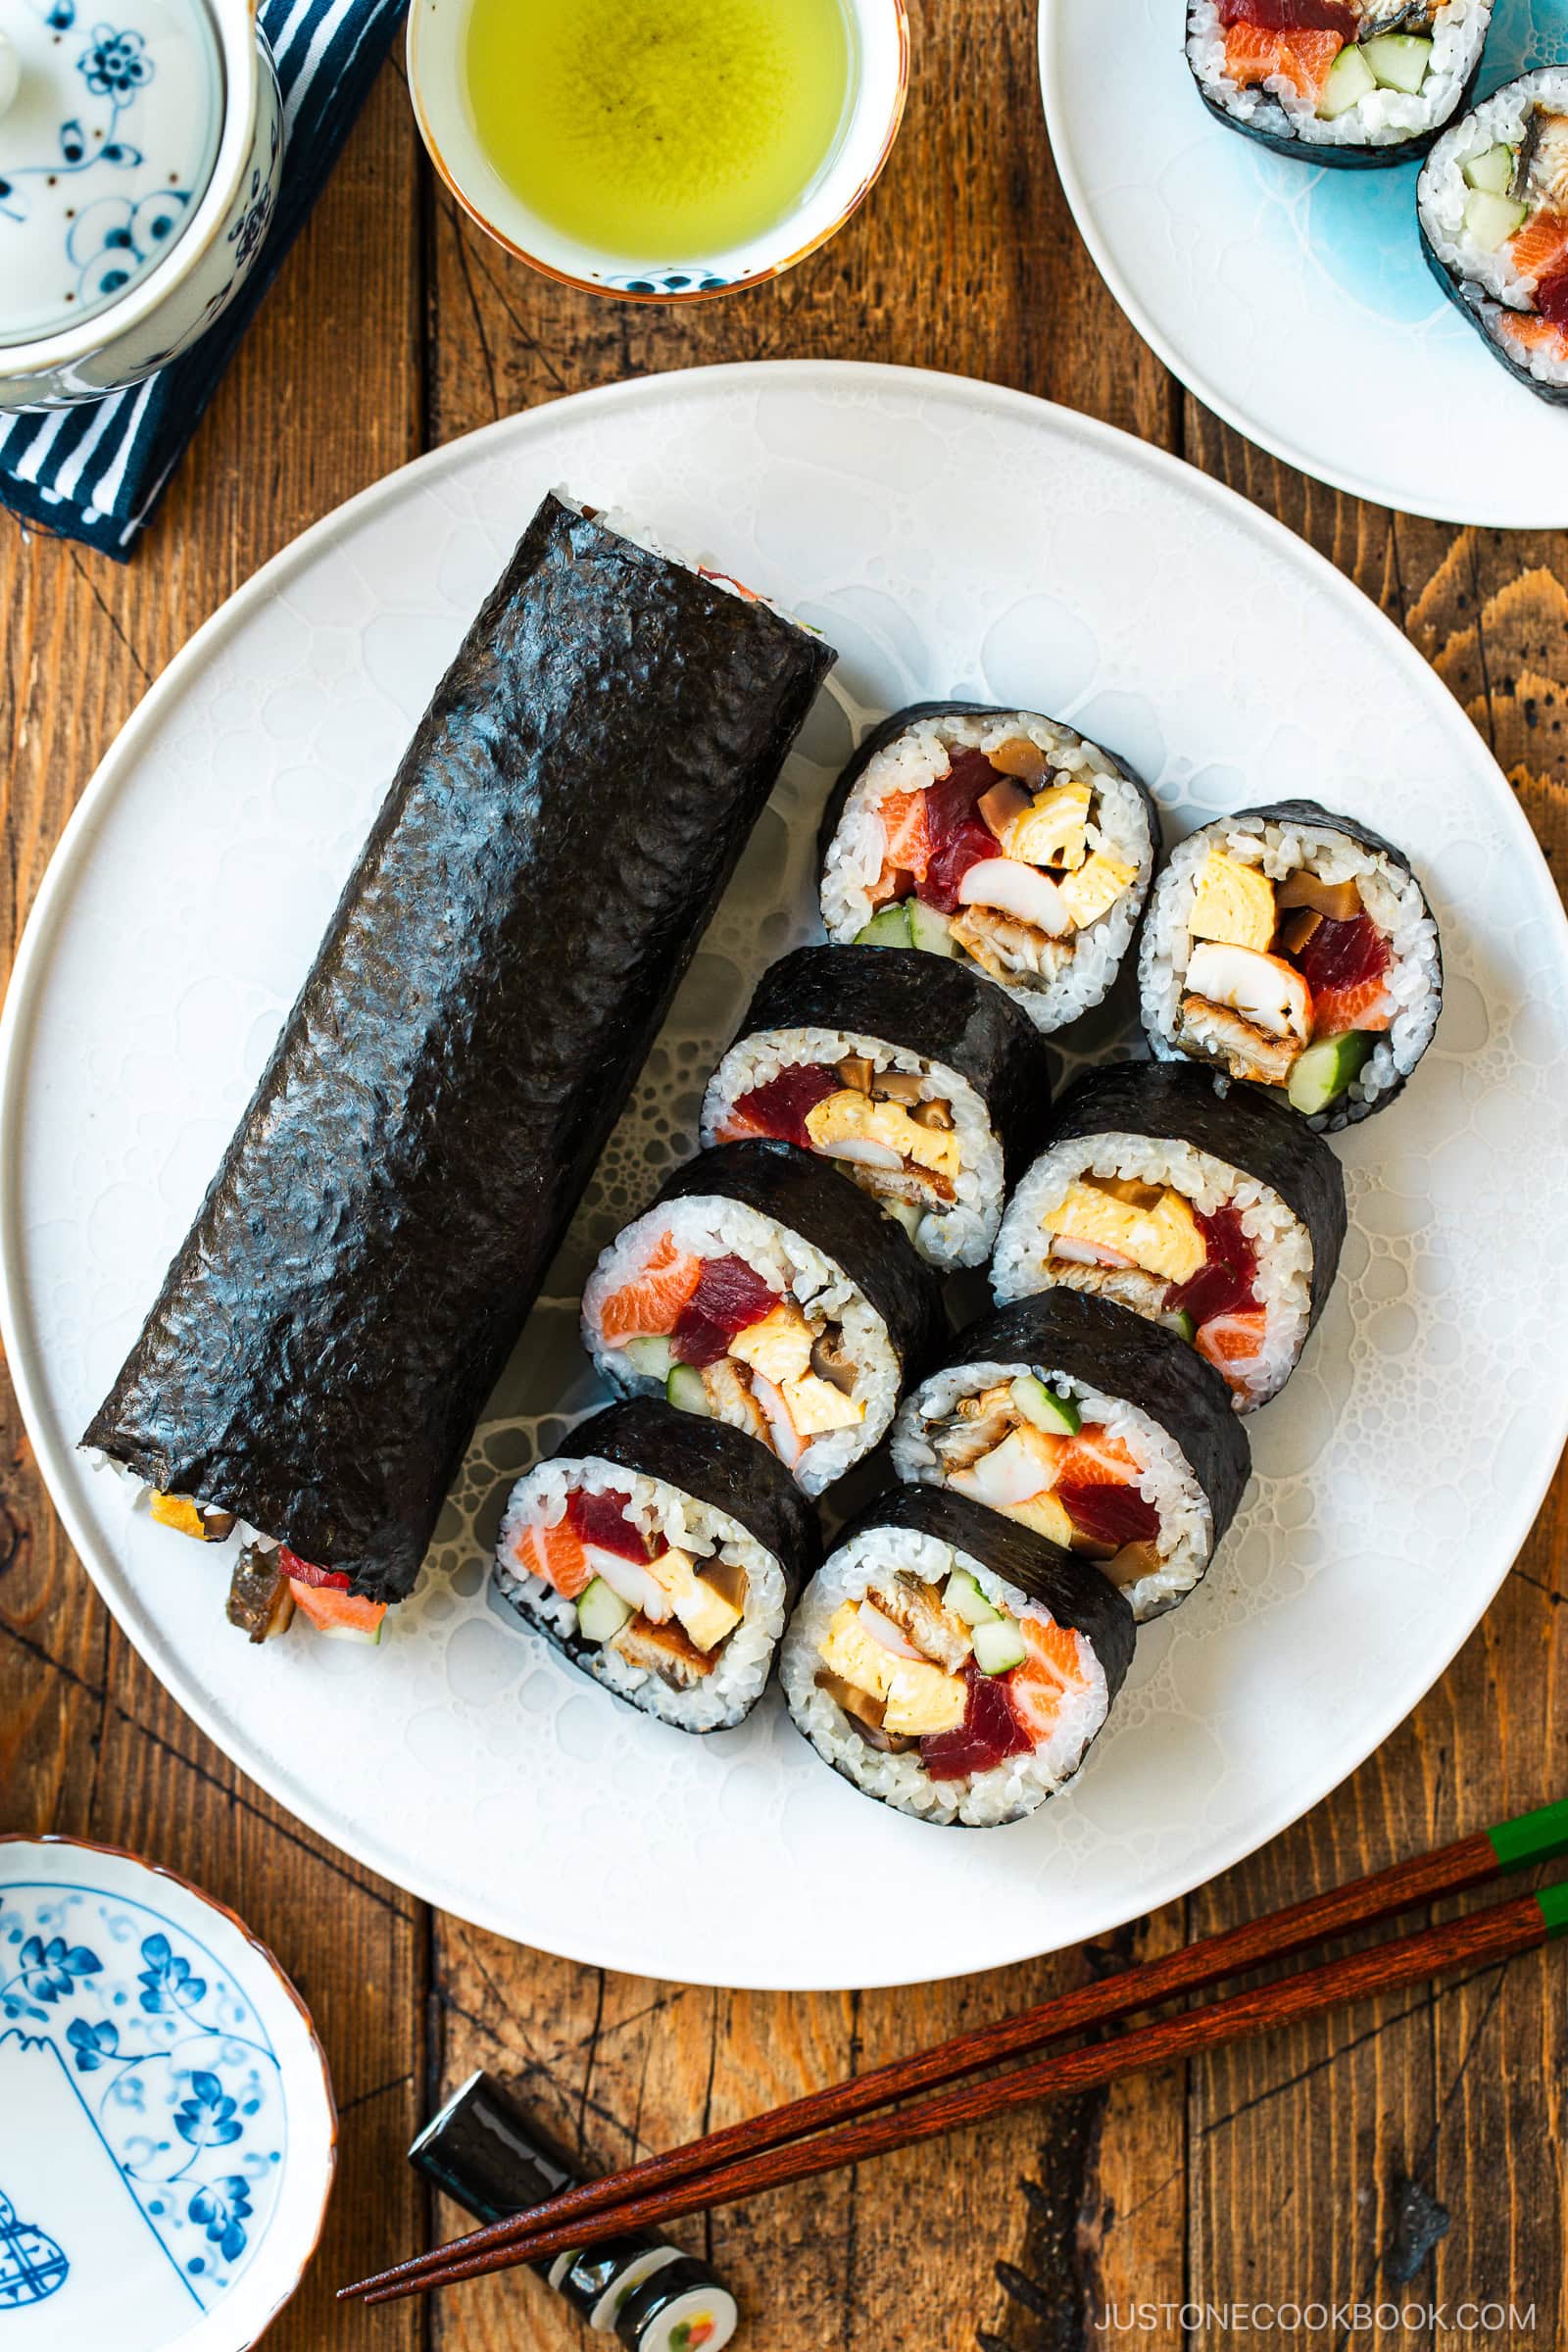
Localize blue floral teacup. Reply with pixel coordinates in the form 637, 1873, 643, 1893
0, 0, 282, 406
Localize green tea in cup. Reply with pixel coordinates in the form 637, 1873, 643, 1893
463, 0, 859, 264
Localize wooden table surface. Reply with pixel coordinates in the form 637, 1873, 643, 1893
4, 10, 1566, 2348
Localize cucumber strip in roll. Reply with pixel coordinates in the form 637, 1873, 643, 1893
993, 1059, 1347, 1411
1138, 799, 1441, 1130
817, 702, 1158, 1035
582, 1141, 947, 1496
1184, 0, 1491, 170
892, 1292, 1250, 1623
81, 494, 833, 1611
494, 1401, 821, 1735
1418, 72, 1568, 406
779, 1484, 1135, 1828
701, 945, 1052, 1270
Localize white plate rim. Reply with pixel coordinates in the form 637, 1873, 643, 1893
2, 358, 1565, 1988
1036, 0, 1568, 530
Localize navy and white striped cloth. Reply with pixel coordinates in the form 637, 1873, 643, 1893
0, 0, 407, 560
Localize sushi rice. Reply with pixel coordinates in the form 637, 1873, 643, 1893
582, 1194, 903, 1494
893, 1359, 1213, 1622
780, 1523, 1112, 1827
702, 1023, 1002, 1270
496, 1453, 787, 1735
1139, 810, 1442, 1124
1186, 0, 1492, 155
992, 1131, 1313, 1411
820, 709, 1154, 1033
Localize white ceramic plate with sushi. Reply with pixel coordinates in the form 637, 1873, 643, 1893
4, 361, 1568, 1990
1040, 0, 1568, 525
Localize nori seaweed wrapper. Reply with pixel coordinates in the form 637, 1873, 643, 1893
83, 494, 835, 1602
816, 699, 1157, 872
1144, 797, 1442, 1131
728, 945, 1053, 1184
555, 1400, 822, 1600
1046, 1058, 1347, 1331
929, 1292, 1250, 1550
651, 1140, 948, 1385
1183, 16, 1487, 169
833, 1483, 1136, 1700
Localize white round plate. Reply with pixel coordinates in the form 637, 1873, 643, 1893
1040, 0, 1568, 526
0, 1836, 333, 2350
3, 362, 1566, 1991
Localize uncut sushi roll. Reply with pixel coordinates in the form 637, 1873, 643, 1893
1185, 0, 1492, 167
83, 492, 833, 1629
992, 1060, 1347, 1410
581, 1142, 946, 1495
1418, 72, 1568, 404
818, 703, 1157, 1035
779, 1486, 1134, 1828
1139, 801, 1441, 1129
700, 946, 1052, 1271
891, 1293, 1250, 1622
494, 1400, 821, 1734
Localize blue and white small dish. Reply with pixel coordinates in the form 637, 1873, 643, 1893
0, 1836, 334, 2351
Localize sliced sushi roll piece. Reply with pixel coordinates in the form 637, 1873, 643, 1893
992, 1060, 1347, 1410
1185, 0, 1492, 167
779, 1485, 1135, 1828
494, 1399, 821, 1734
1419, 71, 1568, 405
818, 703, 1157, 1035
582, 1142, 946, 1495
1139, 801, 1441, 1129
891, 1293, 1250, 1622
701, 946, 1052, 1271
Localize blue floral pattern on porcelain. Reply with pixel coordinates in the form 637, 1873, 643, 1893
0, 0, 283, 403
602, 268, 731, 295
0, 1879, 285, 2319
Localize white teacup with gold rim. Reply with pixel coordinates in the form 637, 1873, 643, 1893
407, 0, 909, 302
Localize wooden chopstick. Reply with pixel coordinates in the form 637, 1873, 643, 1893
358, 1883, 1568, 2306
341, 1796, 1568, 2308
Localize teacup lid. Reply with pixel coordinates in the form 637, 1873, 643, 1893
0, 0, 221, 346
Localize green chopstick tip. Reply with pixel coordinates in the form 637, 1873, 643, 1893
1486, 1796, 1568, 1875
1535, 1883, 1568, 1941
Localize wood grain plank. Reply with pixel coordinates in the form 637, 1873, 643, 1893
0, 58, 430, 2352
1, 14, 1566, 2351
